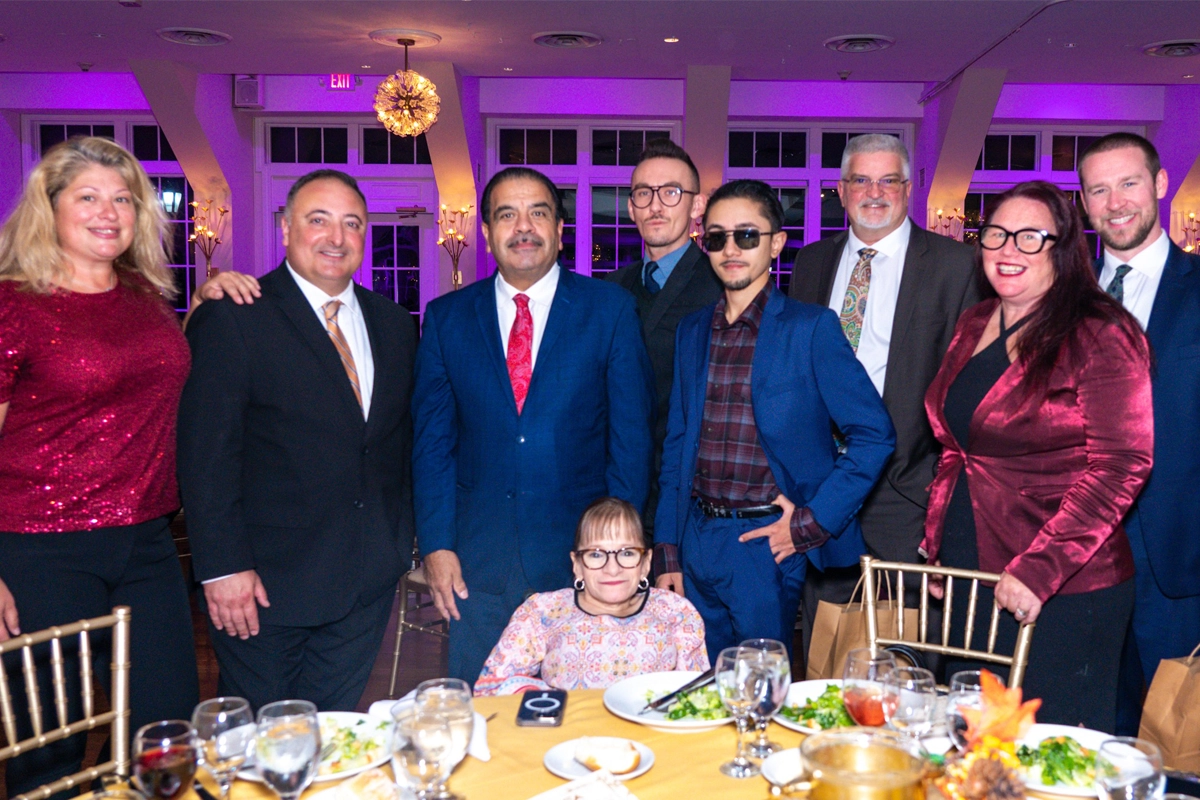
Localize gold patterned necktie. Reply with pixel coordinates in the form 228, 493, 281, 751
839, 247, 877, 352
323, 299, 362, 409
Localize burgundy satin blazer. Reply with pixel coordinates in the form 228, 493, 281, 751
921, 300, 1152, 603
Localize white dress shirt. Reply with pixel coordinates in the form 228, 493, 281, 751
495, 264, 560, 370
1099, 228, 1170, 330
827, 219, 912, 396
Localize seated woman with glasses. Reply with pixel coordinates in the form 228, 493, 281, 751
474, 497, 708, 696
921, 180, 1152, 731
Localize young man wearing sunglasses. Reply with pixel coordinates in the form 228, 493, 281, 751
654, 179, 895, 659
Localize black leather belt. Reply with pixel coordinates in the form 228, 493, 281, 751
696, 497, 783, 519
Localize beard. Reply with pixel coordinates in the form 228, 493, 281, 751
1097, 211, 1157, 253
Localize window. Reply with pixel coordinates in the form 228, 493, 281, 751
773, 187, 806, 295
148, 175, 196, 313
131, 125, 177, 162
269, 126, 349, 164
728, 131, 807, 168
820, 182, 849, 239
39, 123, 115, 156
362, 129, 431, 165
498, 129, 577, 165
1051, 135, 1103, 172
558, 187, 577, 271
820, 131, 903, 169
590, 186, 639, 275
975, 134, 1038, 171
591, 129, 671, 166
369, 224, 421, 317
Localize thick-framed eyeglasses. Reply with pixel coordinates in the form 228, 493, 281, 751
700, 228, 777, 253
629, 185, 697, 209
841, 176, 909, 194
977, 225, 1059, 254
575, 547, 648, 570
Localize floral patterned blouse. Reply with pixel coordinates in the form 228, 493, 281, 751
473, 588, 709, 696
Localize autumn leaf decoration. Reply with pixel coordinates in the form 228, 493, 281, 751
960, 670, 1041, 747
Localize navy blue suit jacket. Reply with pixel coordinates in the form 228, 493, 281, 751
655, 287, 896, 571
1119, 242, 1200, 598
412, 268, 655, 595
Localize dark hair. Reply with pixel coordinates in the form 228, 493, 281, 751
979, 180, 1148, 393
634, 139, 701, 192
703, 179, 783, 231
284, 169, 367, 219
574, 497, 647, 550
480, 167, 565, 223
1078, 132, 1162, 179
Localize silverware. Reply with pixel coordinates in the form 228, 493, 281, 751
318, 741, 336, 762
485, 712, 498, 723
193, 780, 220, 800
638, 667, 717, 715
769, 779, 812, 797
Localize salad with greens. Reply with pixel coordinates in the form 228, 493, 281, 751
1017, 736, 1097, 788
778, 684, 854, 730
647, 685, 730, 721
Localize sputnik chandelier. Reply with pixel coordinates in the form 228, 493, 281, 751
374, 38, 440, 138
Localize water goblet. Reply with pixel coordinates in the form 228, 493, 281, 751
391, 703, 440, 800
255, 700, 320, 800
881, 666, 938, 738
715, 646, 764, 778
738, 638, 791, 758
192, 697, 255, 800
414, 679, 474, 800
1095, 737, 1166, 800
842, 647, 896, 727
133, 720, 198, 800
945, 670, 988, 751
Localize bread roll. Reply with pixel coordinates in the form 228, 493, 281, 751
573, 737, 641, 775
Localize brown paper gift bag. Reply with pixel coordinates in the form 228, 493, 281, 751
1138, 643, 1200, 771
806, 573, 921, 680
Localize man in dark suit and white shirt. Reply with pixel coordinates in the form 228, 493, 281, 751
178, 169, 417, 710
606, 141, 723, 541
789, 134, 978, 649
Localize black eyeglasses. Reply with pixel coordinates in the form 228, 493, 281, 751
700, 228, 777, 253
978, 225, 1059, 254
575, 547, 648, 570
629, 185, 697, 209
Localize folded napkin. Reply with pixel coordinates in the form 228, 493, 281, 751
526, 771, 639, 800
367, 695, 491, 762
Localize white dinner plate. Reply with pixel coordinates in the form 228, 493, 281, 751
602, 671, 733, 733
761, 748, 805, 787
1016, 723, 1112, 797
543, 737, 654, 782
773, 679, 845, 734
238, 711, 392, 784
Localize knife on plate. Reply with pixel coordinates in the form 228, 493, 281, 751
638, 667, 716, 715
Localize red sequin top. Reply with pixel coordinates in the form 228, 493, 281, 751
0, 279, 190, 533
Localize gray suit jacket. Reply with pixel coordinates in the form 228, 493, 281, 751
789, 223, 979, 561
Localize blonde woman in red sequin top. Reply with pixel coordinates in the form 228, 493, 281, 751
0, 137, 199, 798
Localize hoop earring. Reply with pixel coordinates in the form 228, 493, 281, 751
573, 578, 585, 591
638, 577, 650, 592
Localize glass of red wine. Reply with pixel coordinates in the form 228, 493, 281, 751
133, 720, 198, 800
841, 647, 896, 727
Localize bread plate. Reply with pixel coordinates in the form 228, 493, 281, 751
543, 737, 654, 782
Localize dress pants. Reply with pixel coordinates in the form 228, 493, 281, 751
448, 575, 535, 689
0, 517, 199, 799
680, 502, 807, 662
209, 588, 394, 712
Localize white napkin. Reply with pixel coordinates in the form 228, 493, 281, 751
526, 771, 639, 800
367, 695, 491, 762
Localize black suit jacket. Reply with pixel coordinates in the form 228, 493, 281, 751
178, 264, 417, 627
789, 223, 979, 560
607, 242, 723, 534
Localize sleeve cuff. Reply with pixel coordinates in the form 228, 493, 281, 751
790, 506, 830, 553
652, 543, 681, 576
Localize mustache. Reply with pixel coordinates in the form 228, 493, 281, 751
856, 198, 892, 210
505, 233, 544, 248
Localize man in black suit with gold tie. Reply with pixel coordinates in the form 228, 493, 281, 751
607, 140, 722, 543
789, 135, 979, 651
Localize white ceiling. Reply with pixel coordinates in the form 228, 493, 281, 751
0, 0, 1198, 85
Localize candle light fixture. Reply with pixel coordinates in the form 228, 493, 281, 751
188, 198, 228, 278
1183, 210, 1199, 253
374, 38, 440, 138
437, 203, 473, 290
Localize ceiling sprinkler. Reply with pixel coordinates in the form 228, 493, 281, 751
838, 70, 852, 81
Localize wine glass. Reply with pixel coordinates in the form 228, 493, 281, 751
1095, 737, 1166, 800
192, 697, 255, 800
414, 679, 474, 800
391, 703, 440, 800
396, 706, 458, 800
881, 666, 937, 738
739, 638, 791, 758
715, 646, 763, 778
255, 700, 320, 800
842, 647, 896, 727
133, 720, 198, 800
945, 670, 988, 751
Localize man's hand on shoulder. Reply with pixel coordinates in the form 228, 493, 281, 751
422, 549, 468, 621
192, 271, 262, 310
204, 570, 270, 639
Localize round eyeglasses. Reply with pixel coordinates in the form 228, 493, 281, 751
629, 185, 697, 209
700, 228, 777, 253
575, 547, 647, 570
978, 225, 1059, 254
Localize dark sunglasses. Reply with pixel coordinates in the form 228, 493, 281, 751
700, 228, 777, 253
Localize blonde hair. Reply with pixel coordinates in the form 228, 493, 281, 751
0, 136, 176, 298
574, 497, 647, 549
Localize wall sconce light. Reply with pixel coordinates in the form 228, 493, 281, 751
1183, 211, 1198, 253
930, 208, 965, 242
437, 203, 473, 290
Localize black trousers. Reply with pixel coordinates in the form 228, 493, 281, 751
0, 517, 199, 798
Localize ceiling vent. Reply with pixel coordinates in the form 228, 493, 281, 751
533, 31, 603, 49
1142, 40, 1200, 58
156, 27, 231, 46
823, 34, 895, 54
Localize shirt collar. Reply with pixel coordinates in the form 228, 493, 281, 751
847, 218, 912, 262
496, 264, 560, 306
713, 281, 772, 332
1104, 227, 1170, 280
649, 241, 691, 273
286, 262, 359, 315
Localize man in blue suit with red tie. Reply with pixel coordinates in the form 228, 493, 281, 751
413, 167, 655, 685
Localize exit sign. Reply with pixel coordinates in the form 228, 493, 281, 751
328, 73, 355, 91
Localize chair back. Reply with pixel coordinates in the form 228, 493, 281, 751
0, 606, 132, 800
860, 556, 1035, 688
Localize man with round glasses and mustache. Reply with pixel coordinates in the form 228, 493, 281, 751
654, 179, 894, 659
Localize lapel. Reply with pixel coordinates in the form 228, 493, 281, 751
817, 231, 848, 306
645, 243, 705, 333
925, 300, 995, 451
881, 222, 930, 402
961, 300, 1028, 447
751, 286, 787, 394
690, 304, 714, 422
1145, 242, 1194, 350
272, 263, 364, 424
525, 268, 575, 406
354, 284, 385, 435
473, 274, 518, 415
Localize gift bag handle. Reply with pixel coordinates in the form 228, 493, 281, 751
846, 568, 895, 611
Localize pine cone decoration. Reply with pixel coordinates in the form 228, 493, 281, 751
963, 756, 1025, 800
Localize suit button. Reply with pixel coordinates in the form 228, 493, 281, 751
506, 490, 516, 499
354, 500, 364, 509
518, 436, 526, 444
362, 446, 370, 455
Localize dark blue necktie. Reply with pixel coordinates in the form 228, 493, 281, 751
644, 261, 661, 295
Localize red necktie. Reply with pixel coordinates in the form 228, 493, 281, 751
507, 293, 533, 413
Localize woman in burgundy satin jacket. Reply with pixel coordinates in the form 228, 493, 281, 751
921, 181, 1152, 732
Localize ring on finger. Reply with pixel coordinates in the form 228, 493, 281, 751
1015, 608, 1028, 619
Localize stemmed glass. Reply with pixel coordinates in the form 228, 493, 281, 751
1095, 738, 1166, 800
715, 646, 763, 778
842, 647, 896, 727
132, 720, 198, 800
255, 700, 320, 800
192, 697, 255, 800
391, 703, 444, 800
414, 678, 475, 800
739, 638, 791, 758
945, 670, 987, 751
881, 666, 938, 738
